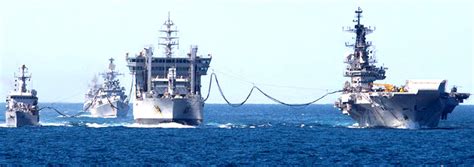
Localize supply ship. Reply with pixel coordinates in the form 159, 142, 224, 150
126, 13, 211, 125
83, 58, 129, 117
335, 8, 470, 128
5, 65, 39, 127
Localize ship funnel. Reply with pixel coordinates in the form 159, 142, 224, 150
189, 45, 198, 95
144, 47, 154, 93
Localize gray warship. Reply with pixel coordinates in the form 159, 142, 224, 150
334, 8, 470, 128
126, 13, 211, 125
84, 58, 129, 118
5, 65, 39, 127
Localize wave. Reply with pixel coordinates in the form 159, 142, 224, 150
75, 115, 126, 119
0, 123, 8, 128
124, 122, 196, 129
206, 122, 273, 129
40, 122, 73, 127
85, 123, 119, 128
2, 120, 354, 129
347, 123, 364, 129
1, 121, 196, 128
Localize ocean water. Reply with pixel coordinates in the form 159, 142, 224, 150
1, 103, 473, 165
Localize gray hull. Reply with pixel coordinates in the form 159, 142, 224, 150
337, 90, 461, 128
5, 110, 39, 127
133, 96, 203, 125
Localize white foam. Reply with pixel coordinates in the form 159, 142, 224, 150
396, 121, 420, 129
209, 123, 273, 129
85, 123, 110, 128
1, 122, 71, 127
217, 123, 233, 129
74, 114, 95, 118
258, 123, 272, 128
0, 123, 8, 128
347, 123, 363, 128
157, 122, 195, 128
125, 122, 195, 128
206, 122, 233, 129
40, 122, 72, 127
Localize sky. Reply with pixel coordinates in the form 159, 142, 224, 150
0, 0, 472, 104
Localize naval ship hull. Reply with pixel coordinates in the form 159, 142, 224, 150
86, 100, 129, 118
5, 110, 39, 127
339, 90, 461, 128
133, 96, 203, 125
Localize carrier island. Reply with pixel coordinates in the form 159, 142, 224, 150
126, 14, 211, 125
335, 8, 470, 128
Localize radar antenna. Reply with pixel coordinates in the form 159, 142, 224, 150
15, 65, 32, 93
158, 12, 179, 58
108, 58, 116, 71
100, 58, 123, 83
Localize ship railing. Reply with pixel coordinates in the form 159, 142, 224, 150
364, 26, 375, 34
342, 26, 355, 32
344, 70, 386, 77
345, 42, 355, 47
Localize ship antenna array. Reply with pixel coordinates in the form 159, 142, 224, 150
203, 73, 342, 107
355, 7, 362, 25
158, 12, 179, 58
344, 7, 375, 65
15, 65, 32, 93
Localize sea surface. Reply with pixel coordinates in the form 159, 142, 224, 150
1, 103, 473, 165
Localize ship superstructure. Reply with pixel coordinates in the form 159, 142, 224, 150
5, 65, 39, 127
335, 8, 470, 128
84, 58, 129, 117
126, 13, 211, 125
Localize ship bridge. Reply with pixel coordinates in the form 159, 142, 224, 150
126, 54, 212, 96
126, 13, 212, 98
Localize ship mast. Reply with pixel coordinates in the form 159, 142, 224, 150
343, 7, 386, 92
108, 58, 116, 72
103, 58, 120, 80
158, 12, 179, 58
100, 58, 123, 90
15, 65, 31, 93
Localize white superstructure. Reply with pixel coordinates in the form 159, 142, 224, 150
126, 13, 212, 125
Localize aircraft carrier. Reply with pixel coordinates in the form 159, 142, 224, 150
334, 8, 470, 128
83, 58, 129, 118
126, 13, 211, 125
5, 65, 40, 127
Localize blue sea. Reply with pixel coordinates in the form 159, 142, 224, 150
1, 103, 473, 165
